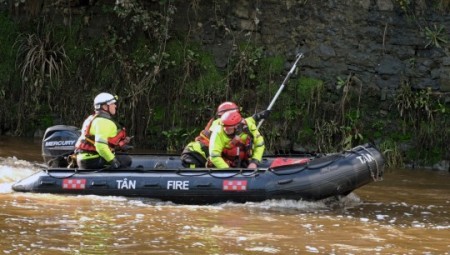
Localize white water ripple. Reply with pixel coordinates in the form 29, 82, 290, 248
0, 157, 39, 193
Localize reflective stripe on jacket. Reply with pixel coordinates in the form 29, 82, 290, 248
195, 118, 221, 147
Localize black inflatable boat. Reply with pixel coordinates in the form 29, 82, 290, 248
12, 125, 385, 204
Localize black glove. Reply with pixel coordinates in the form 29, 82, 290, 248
252, 110, 271, 122
109, 158, 121, 169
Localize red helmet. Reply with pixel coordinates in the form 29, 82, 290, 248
221, 111, 242, 126
217, 102, 239, 116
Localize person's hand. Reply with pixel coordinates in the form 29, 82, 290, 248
252, 110, 271, 122
109, 158, 121, 169
247, 162, 258, 169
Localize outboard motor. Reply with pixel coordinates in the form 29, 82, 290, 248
42, 125, 80, 167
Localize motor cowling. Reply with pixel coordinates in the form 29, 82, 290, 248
42, 125, 80, 167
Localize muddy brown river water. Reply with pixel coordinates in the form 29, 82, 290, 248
0, 136, 449, 254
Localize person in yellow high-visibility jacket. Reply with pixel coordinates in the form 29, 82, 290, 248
181, 102, 269, 168
75, 92, 132, 169
208, 111, 265, 169
181, 102, 240, 168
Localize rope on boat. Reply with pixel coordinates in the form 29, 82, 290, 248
33, 162, 51, 170
346, 145, 383, 182
44, 168, 79, 179
175, 169, 211, 177
208, 169, 245, 179
305, 155, 342, 170
204, 168, 259, 179
175, 168, 260, 179
268, 166, 308, 176
361, 146, 383, 182
44, 166, 110, 179
239, 169, 260, 177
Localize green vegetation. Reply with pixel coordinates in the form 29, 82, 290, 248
392, 81, 448, 167
379, 139, 405, 169
0, 13, 19, 132
395, 0, 450, 49
425, 24, 448, 48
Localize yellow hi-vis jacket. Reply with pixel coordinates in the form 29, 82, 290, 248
76, 113, 119, 162
209, 117, 265, 169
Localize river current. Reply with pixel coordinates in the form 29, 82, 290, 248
0, 136, 449, 254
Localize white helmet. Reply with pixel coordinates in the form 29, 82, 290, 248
94, 92, 117, 110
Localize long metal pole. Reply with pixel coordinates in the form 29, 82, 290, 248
257, 53, 304, 128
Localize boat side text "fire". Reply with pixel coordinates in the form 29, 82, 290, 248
167, 180, 189, 190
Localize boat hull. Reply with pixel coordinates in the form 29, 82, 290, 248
12, 144, 384, 204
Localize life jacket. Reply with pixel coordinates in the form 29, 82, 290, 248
75, 112, 127, 153
195, 118, 214, 147
220, 123, 253, 167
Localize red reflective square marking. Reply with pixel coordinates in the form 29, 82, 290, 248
223, 180, 247, 191
62, 179, 86, 190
